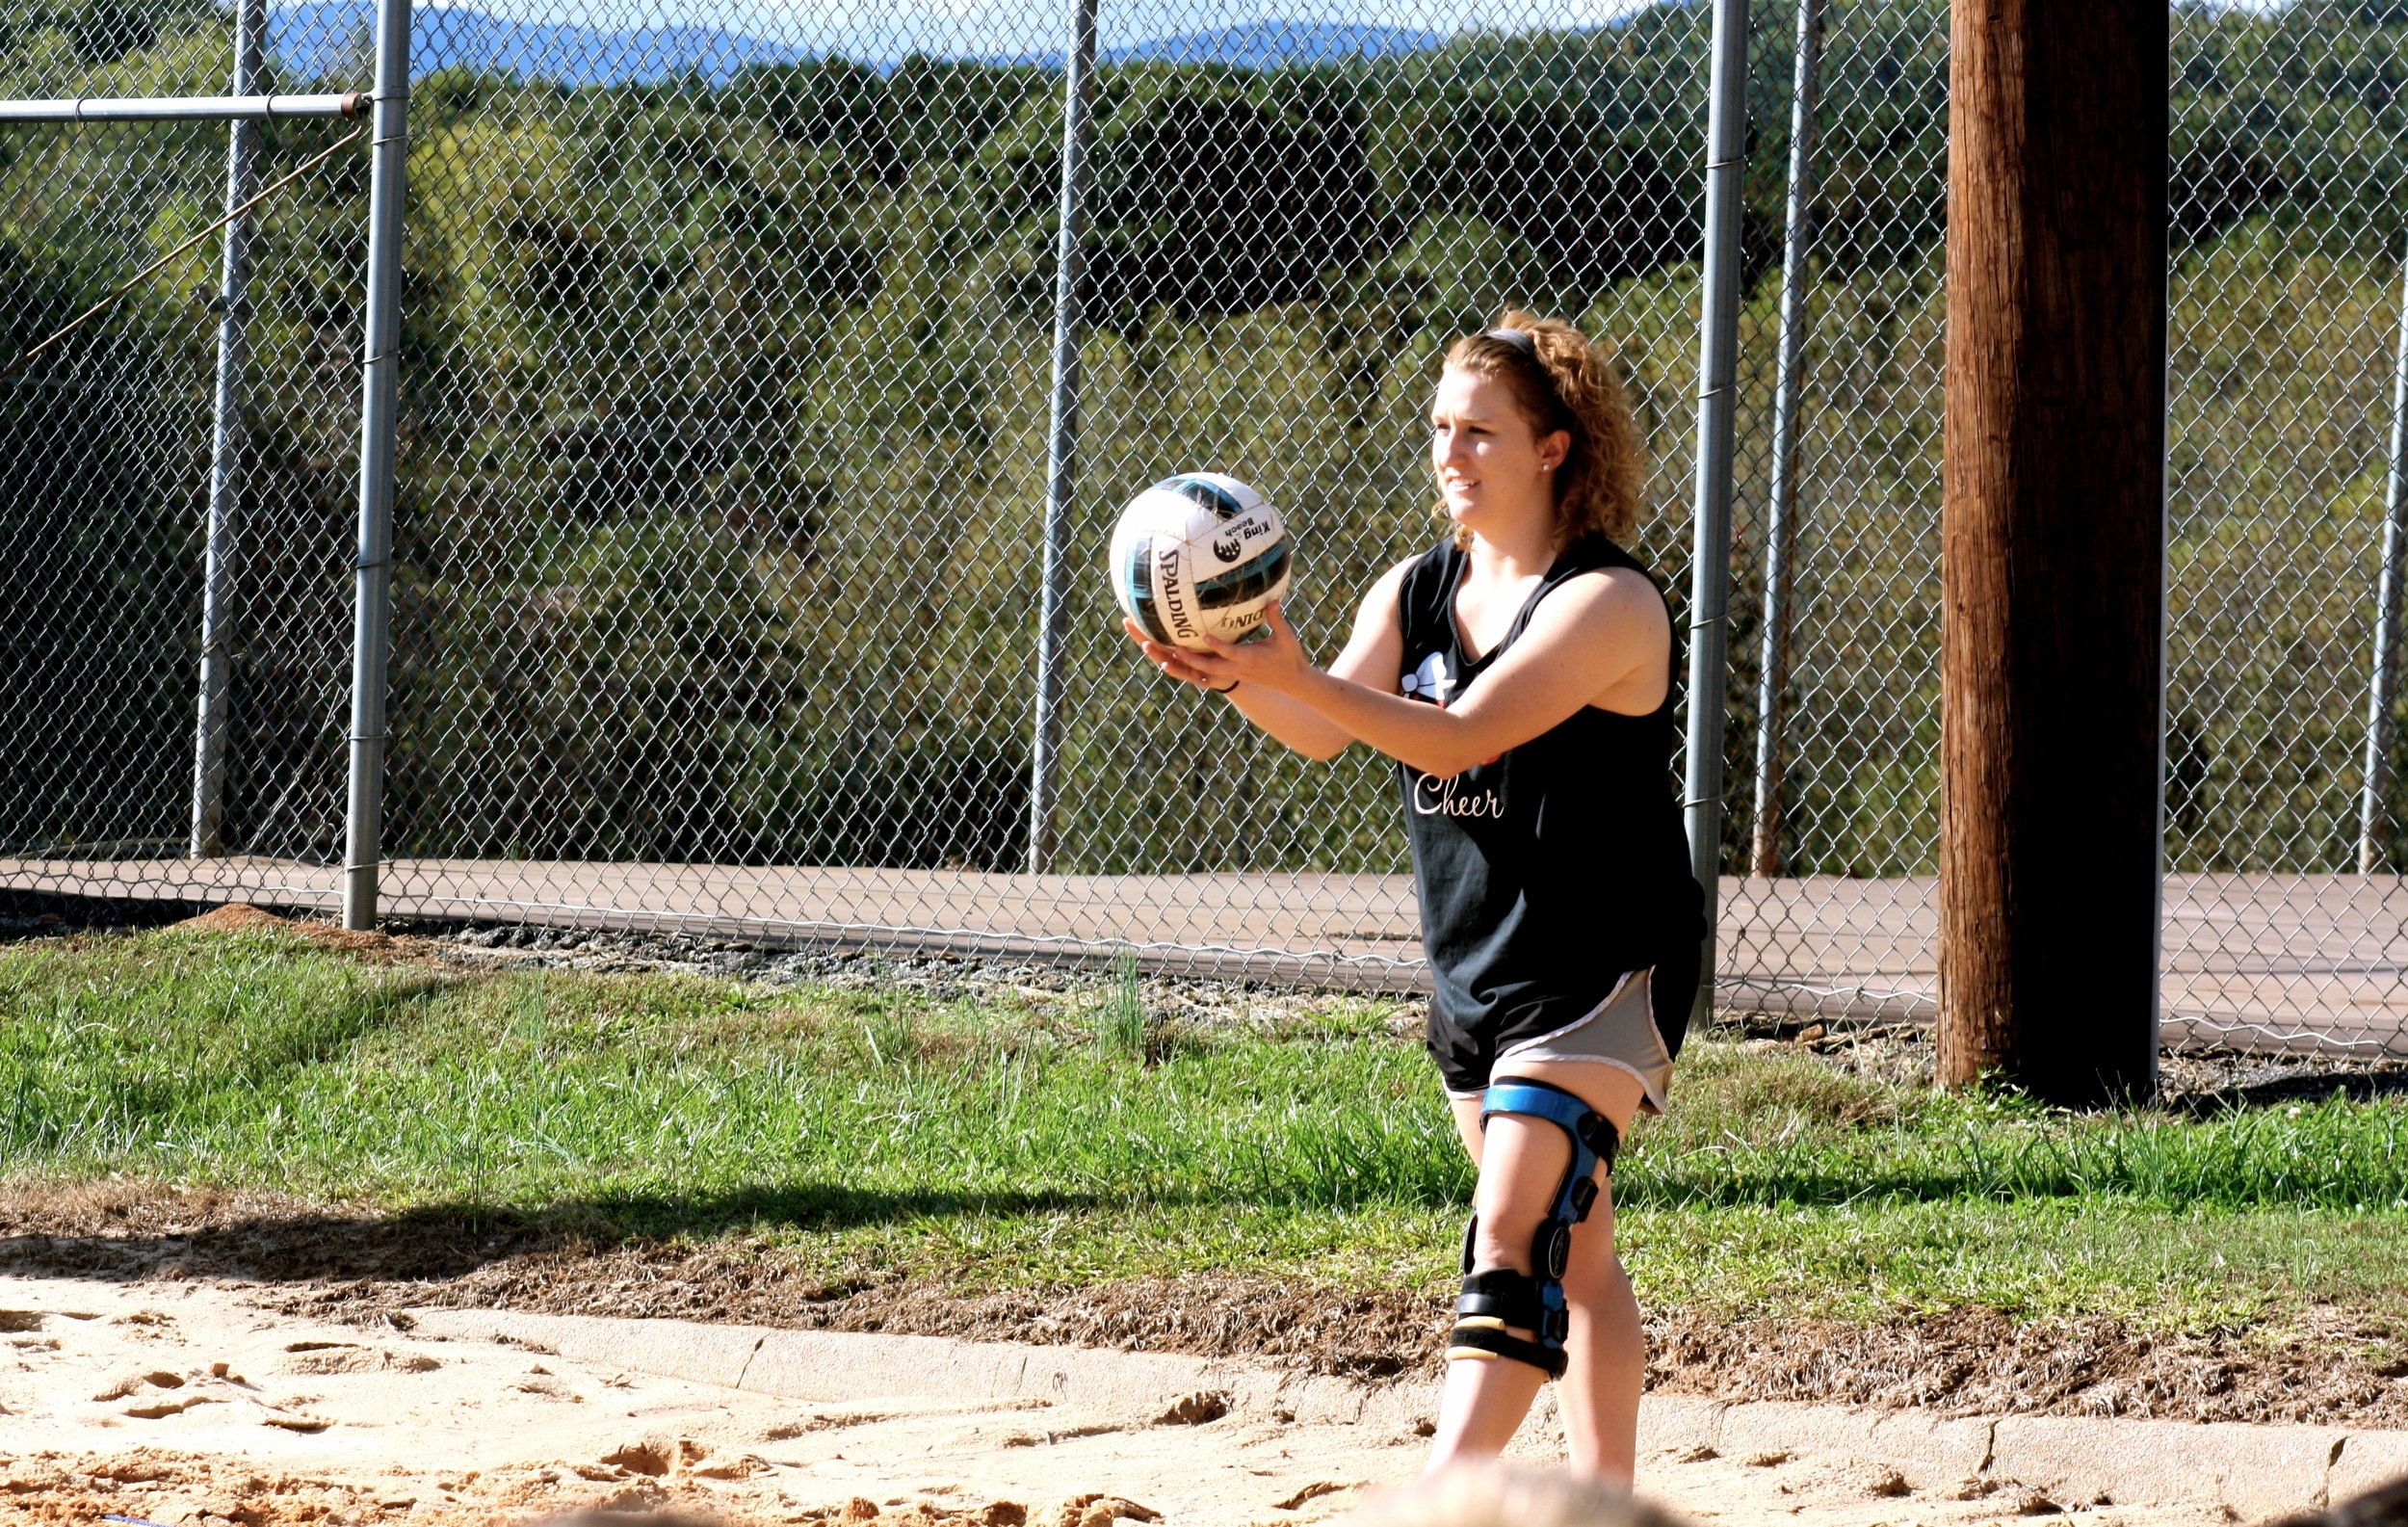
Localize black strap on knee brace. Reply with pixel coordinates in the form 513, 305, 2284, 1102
1445, 1080, 1619, 1381
1448, 1266, 1571, 1376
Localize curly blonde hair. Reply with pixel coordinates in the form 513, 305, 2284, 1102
1438, 309, 1647, 547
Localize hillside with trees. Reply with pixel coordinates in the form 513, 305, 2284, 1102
5, 0, 2406, 877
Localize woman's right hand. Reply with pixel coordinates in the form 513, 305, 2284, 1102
1123, 618, 1229, 693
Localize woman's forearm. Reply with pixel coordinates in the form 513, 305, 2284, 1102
1287, 667, 1484, 777
1224, 682, 1356, 761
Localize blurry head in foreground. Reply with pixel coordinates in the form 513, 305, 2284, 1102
1346, 1463, 1691, 1527
2272, 1472, 2408, 1527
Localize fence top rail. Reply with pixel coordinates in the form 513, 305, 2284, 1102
0, 93, 366, 124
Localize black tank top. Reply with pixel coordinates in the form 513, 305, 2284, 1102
1396, 533, 1704, 1040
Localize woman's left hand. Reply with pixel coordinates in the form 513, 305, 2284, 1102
1191, 601, 1313, 694
1125, 617, 1221, 691
1129, 601, 1314, 696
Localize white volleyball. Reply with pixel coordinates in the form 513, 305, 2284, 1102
1109, 473, 1293, 651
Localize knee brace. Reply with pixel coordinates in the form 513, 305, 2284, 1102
1445, 1079, 1621, 1380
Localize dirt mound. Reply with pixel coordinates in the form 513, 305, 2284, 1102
171, 903, 295, 935
166, 903, 433, 960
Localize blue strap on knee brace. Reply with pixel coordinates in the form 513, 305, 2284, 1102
1444, 1080, 1621, 1380
1484, 1079, 1620, 1235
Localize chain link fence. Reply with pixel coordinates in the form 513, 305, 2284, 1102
2, 0, 365, 898
5, 0, 2408, 1057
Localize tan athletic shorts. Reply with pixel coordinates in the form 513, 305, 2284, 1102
1445, 967, 1677, 1116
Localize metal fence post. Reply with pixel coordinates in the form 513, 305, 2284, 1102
2359, 249, 2408, 874
1749, 0, 1820, 879
1025, 0, 1100, 877
1685, 0, 1751, 1024
188, 0, 266, 859
340, 0, 409, 929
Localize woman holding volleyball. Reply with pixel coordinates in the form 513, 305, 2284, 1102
1124, 312, 1703, 1486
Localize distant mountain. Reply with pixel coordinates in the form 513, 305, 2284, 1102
269, 2, 805, 85
268, 5, 1449, 84
1110, 21, 1447, 66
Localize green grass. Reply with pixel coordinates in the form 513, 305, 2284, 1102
4, 926, 2407, 1335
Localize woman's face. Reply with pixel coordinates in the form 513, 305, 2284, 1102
1429, 367, 1567, 538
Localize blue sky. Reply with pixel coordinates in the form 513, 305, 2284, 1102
334, 0, 2309, 81
399, 0, 1672, 62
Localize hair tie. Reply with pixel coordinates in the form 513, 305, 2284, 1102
1480, 325, 1570, 424
1484, 326, 1537, 357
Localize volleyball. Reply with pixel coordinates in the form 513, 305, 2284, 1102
1110, 473, 1293, 651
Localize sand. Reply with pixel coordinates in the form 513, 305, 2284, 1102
0, 1273, 2257, 1527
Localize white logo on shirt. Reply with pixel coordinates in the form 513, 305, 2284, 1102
1400, 651, 1455, 707
1402, 650, 1505, 813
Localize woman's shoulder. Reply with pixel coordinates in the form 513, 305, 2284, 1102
1557, 532, 1657, 584
1547, 536, 1670, 618
1393, 537, 1460, 602
1387, 537, 1454, 626
1526, 540, 1673, 654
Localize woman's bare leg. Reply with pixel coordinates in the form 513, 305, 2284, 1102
1551, 1167, 1641, 1481
1424, 1063, 1646, 1485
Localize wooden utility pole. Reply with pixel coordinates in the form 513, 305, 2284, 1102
1940, 0, 2167, 1103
